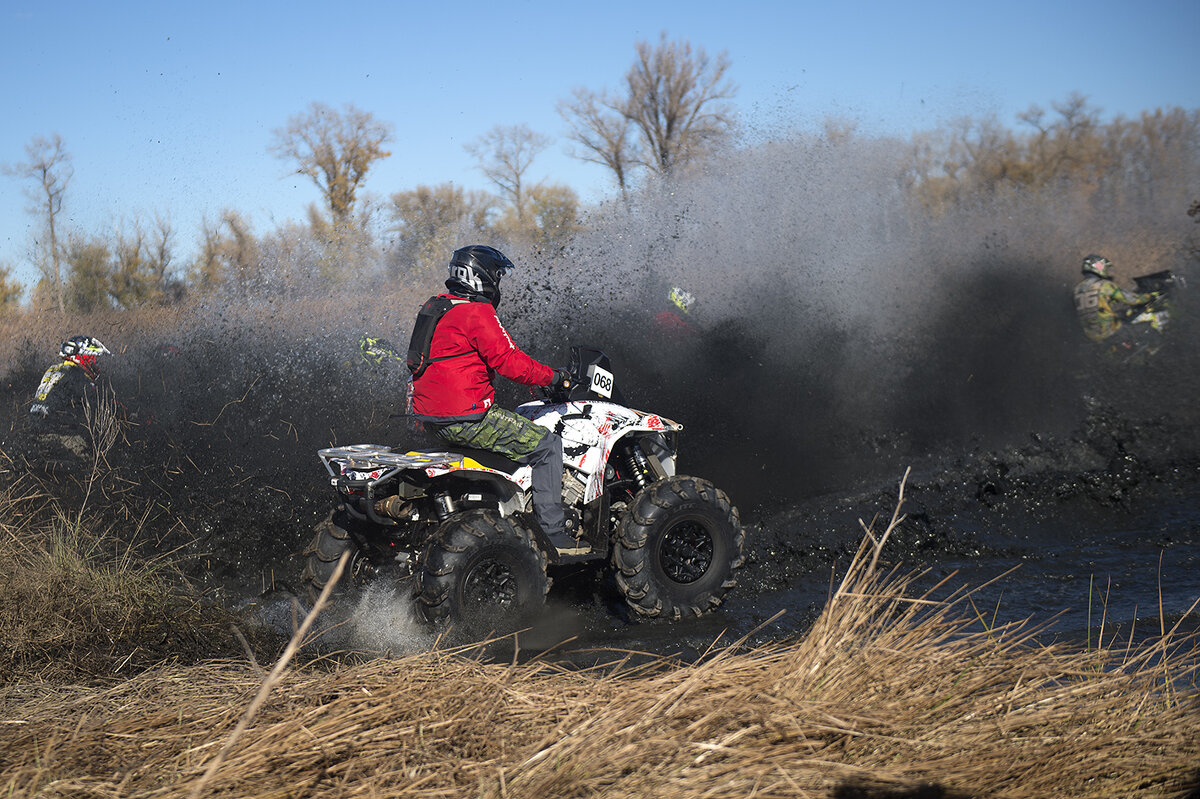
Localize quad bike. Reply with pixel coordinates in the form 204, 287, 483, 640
1127, 270, 1179, 333
1107, 270, 1183, 363
301, 346, 745, 627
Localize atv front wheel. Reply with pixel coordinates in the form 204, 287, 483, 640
416, 510, 549, 628
614, 476, 744, 620
300, 508, 369, 602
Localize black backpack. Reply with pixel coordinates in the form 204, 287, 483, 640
406, 296, 468, 378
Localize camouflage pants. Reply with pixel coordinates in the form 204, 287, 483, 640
432, 406, 565, 537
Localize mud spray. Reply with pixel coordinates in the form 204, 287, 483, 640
498, 129, 1200, 651
510, 132, 1200, 504
4, 126, 1197, 655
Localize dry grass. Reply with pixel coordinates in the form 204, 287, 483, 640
0, 435, 258, 684
0, 503, 243, 684
1, 472, 1196, 798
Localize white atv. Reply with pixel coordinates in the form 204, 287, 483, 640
302, 346, 744, 627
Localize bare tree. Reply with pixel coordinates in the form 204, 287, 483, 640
3, 134, 73, 311
390, 184, 493, 241
270, 102, 393, 230
492, 183, 581, 248
107, 216, 178, 307
50, 219, 176, 313
560, 33, 736, 191
109, 224, 149, 308
1018, 93, 1107, 189
192, 210, 259, 290
465, 124, 550, 222
904, 94, 1200, 221
625, 33, 736, 177
62, 235, 111, 313
0, 261, 23, 312
558, 88, 636, 201
526, 183, 582, 245
388, 183, 495, 276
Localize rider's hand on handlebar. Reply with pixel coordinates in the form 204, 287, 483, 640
551, 368, 574, 392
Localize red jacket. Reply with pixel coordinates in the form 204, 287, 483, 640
411, 295, 554, 421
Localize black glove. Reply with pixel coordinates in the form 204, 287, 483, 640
551, 368, 574, 391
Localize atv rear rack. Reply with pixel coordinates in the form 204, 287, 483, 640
319, 445, 468, 526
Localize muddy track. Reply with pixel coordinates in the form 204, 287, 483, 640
1, 322, 1195, 614
1, 278, 1198, 658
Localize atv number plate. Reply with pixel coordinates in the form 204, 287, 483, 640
588, 364, 614, 398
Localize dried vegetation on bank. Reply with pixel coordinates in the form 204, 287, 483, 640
1, 471, 1197, 798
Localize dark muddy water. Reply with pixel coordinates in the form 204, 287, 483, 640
932, 493, 1200, 639
288, 469, 1200, 663
490, 470, 1200, 660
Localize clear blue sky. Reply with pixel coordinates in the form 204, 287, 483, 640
2, 0, 1197, 291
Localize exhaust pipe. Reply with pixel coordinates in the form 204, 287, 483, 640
373, 495, 414, 521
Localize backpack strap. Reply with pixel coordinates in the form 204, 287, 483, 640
406, 296, 470, 377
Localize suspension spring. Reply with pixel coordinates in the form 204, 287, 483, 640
627, 445, 651, 489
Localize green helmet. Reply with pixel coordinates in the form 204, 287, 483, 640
1081, 254, 1113, 279
668, 286, 695, 315
359, 334, 400, 368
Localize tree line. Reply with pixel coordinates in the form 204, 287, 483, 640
0, 32, 736, 313
903, 93, 1199, 215
2, 32, 1197, 314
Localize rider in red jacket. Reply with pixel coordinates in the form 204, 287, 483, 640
409, 245, 572, 542
411, 296, 554, 420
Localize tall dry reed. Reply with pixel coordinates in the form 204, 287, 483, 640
1, 472, 1196, 798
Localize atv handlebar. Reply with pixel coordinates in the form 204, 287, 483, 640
541, 374, 575, 404
538, 346, 625, 404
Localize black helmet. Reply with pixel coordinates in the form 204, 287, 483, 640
445, 245, 514, 307
1081, 254, 1113, 279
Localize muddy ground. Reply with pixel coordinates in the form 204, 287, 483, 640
1, 282, 1198, 657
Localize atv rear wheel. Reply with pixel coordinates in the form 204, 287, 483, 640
416, 510, 550, 629
300, 508, 369, 602
614, 476, 744, 620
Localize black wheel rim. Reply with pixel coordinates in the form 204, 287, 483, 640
658, 518, 714, 584
463, 558, 518, 608
348, 553, 371, 585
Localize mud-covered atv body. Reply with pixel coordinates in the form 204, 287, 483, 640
1105, 270, 1184, 363
1127, 271, 1179, 332
303, 346, 744, 627
1078, 270, 1185, 366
